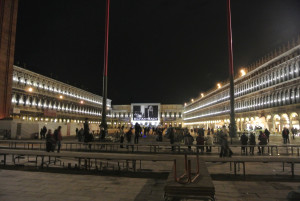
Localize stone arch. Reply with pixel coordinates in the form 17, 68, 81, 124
281, 113, 290, 129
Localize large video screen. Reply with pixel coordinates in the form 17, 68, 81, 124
133, 104, 159, 121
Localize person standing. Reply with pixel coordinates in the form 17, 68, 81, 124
75, 128, 79, 138
169, 127, 175, 151
42, 126, 47, 139
249, 132, 256, 155
84, 118, 90, 142
196, 132, 205, 154
78, 128, 84, 142
258, 131, 267, 154
205, 132, 213, 152
54, 126, 62, 153
40, 128, 43, 140
45, 129, 55, 152
119, 126, 125, 148
291, 127, 297, 140
264, 128, 270, 143
126, 127, 133, 149
286, 128, 290, 143
134, 123, 141, 144
240, 132, 248, 155
184, 129, 194, 151
282, 127, 289, 144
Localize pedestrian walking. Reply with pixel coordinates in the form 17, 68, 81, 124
219, 132, 233, 157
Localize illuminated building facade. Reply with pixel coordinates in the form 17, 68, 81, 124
111, 104, 183, 128
1, 65, 112, 138
183, 39, 300, 133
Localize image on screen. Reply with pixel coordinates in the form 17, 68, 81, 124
133, 104, 158, 121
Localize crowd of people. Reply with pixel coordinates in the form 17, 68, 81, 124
41, 120, 298, 155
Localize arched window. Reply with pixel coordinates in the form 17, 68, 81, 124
296, 60, 300, 77
283, 67, 287, 81
276, 92, 280, 107
285, 90, 290, 105
289, 64, 293, 79
280, 68, 284, 82
280, 91, 284, 106
296, 87, 300, 103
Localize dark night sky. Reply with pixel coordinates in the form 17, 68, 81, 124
14, 0, 300, 105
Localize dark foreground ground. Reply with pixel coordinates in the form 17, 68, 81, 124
1, 135, 300, 201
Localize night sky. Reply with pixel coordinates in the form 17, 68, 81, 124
14, 0, 300, 105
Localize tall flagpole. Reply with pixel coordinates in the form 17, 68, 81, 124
226, 0, 237, 141
100, 0, 110, 136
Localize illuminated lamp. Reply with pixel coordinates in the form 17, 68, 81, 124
240, 69, 246, 76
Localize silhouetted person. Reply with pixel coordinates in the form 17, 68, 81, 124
134, 123, 141, 144
264, 128, 270, 143
54, 126, 62, 153
258, 131, 267, 154
120, 126, 125, 148
249, 133, 256, 155
240, 132, 248, 154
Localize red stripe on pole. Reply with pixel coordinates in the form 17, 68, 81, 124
227, 0, 234, 76
104, 0, 110, 77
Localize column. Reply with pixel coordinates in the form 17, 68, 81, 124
0, 0, 18, 119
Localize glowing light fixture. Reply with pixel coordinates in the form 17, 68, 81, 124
28, 87, 33, 92
59, 95, 63, 99
217, 83, 221, 89
240, 69, 246, 76
201, 93, 204, 98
